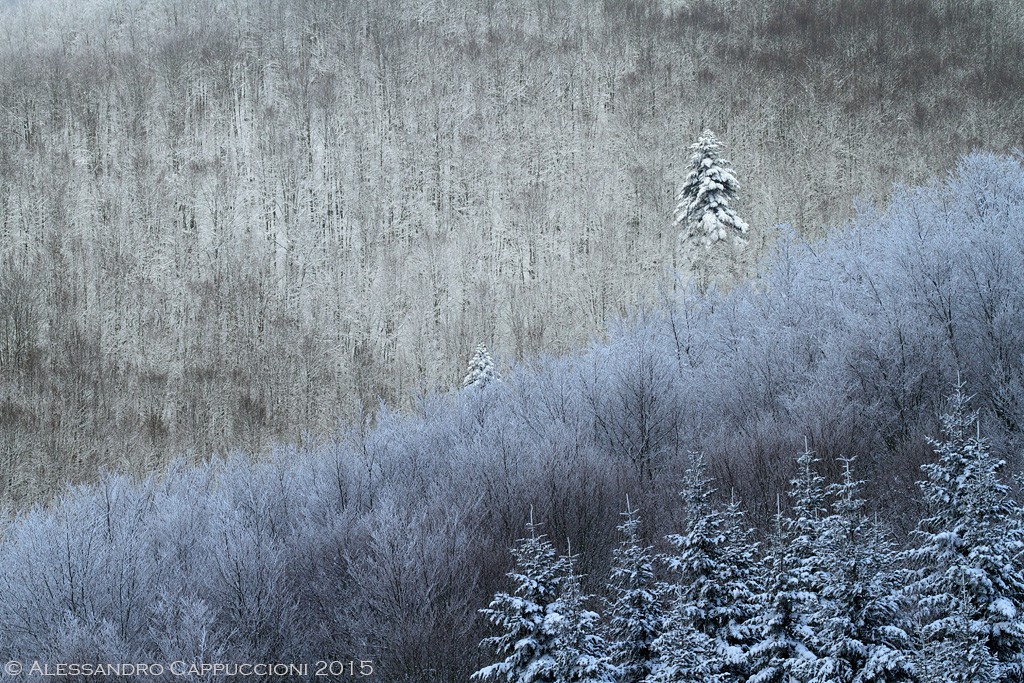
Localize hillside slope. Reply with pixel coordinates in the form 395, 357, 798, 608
1, 0, 1023, 501
1, 152, 1023, 680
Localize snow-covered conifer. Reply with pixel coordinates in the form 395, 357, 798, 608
905, 386, 1024, 682
916, 588, 998, 683
474, 517, 568, 683
674, 130, 748, 246
813, 457, 915, 683
787, 446, 829, 591
646, 619, 724, 683
745, 511, 818, 683
553, 557, 618, 683
746, 447, 828, 683
605, 501, 663, 683
674, 130, 749, 289
718, 496, 763, 677
653, 453, 760, 682
463, 343, 498, 389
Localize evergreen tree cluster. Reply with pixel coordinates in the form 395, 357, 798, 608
477, 389, 1024, 683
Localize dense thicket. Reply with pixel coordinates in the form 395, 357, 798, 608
1, 0, 1023, 502
1, 153, 1023, 681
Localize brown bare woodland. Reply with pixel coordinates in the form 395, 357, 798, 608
0, 0, 1022, 504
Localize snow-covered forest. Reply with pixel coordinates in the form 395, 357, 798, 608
3, 0, 1024, 680
1, 0, 1023, 503
2, 152, 1024, 680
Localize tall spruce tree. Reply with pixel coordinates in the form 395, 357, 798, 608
674, 129, 749, 290
813, 457, 915, 683
904, 387, 1024, 682
474, 517, 569, 683
463, 344, 498, 389
605, 502, 663, 683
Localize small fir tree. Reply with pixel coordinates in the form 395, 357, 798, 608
786, 446, 830, 599
813, 457, 915, 683
605, 501, 663, 683
746, 447, 829, 683
916, 586, 998, 683
463, 343, 498, 389
553, 557, 618, 683
745, 510, 818, 683
904, 386, 1024, 682
474, 517, 569, 683
654, 453, 760, 682
718, 496, 763, 678
647, 619, 724, 683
